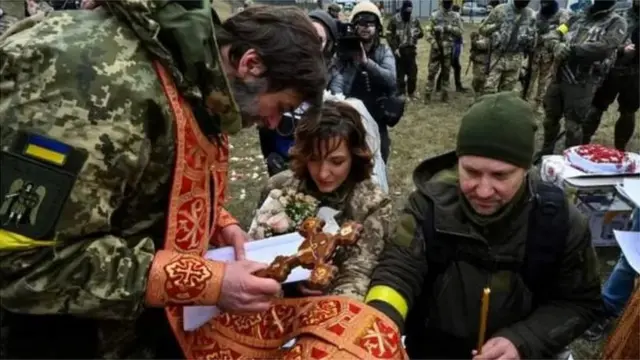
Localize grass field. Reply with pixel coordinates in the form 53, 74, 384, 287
1, 1, 635, 357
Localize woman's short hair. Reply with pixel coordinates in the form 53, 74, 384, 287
289, 101, 373, 183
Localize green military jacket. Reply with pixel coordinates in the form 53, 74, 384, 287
368, 156, 602, 359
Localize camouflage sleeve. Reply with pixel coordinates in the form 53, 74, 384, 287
386, 18, 399, 50
425, 16, 436, 42
328, 200, 393, 301
413, 18, 424, 40
0, 22, 225, 320
365, 191, 429, 331
449, 13, 463, 39
572, 16, 627, 63
478, 5, 501, 36
494, 204, 602, 358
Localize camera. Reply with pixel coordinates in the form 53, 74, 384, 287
337, 23, 362, 58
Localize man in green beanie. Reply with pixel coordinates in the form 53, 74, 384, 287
363, 92, 601, 359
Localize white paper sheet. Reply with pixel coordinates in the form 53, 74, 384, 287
613, 230, 640, 273
616, 179, 640, 208
183, 207, 341, 331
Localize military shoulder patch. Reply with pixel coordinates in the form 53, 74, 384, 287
0, 131, 87, 240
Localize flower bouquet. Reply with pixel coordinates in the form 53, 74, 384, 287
248, 189, 320, 240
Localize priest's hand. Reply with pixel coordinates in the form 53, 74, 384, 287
221, 224, 249, 260
218, 260, 281, 313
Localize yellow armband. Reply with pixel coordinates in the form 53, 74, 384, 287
0, 230, 57, 250
557, 24, 569, 35
365, 285, 409, 319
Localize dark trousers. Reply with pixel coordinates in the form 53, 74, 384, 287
380, 127, 390, 164
541, 81, 595, 155
583, 69, 639, 149
437, 54, 463, 90
396, 46, 418, 96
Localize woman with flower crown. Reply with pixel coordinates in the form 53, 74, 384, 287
249, 100, 393, 301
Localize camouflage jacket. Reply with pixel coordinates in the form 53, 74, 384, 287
479, 3, 536, 55
549, 7, 627, 84
534, 8, 572, 61
386, 13, 424, 50
613, 8, 639, 70
258, 170, 393, 301
426, 9, 463, 51
0, 0, 241, 357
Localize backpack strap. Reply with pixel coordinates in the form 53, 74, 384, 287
522, 181, 570, 304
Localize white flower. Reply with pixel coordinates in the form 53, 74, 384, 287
269, 189, 283, 200
266, 212, 292, 234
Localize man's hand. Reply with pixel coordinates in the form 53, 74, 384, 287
433, 25, 444, 34
221, 224, 249, 260
394, 49, 401, 58
472, 337, 520, 360
624, 43, 636, 55
80, 0, 98, 9
444, 24, 451, 33
218, 260, 282, 313
354, 42, 368, 64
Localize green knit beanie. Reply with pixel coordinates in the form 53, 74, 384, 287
456, 92, 537, 169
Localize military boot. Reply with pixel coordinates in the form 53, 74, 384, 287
454, 70, 467, 92
441, 90, 449, 103
423, 92, 431, 105
614, 111, 636, 150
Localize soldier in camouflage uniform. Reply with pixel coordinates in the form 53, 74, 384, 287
0, 1, 326, 358
258, 100, 393, 301
478, 0, 536, 95
387, 0, 423, 99
469, 31, 491, 96
583, 0, 639, 150
423, 0, 463, 103
525, 0, 571, 111
540, 0, 627, 155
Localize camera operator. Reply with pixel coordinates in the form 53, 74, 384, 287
329, 1, 397, 164
258, 9, 339, 176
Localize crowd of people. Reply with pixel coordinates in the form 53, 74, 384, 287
0, 0, 638, 359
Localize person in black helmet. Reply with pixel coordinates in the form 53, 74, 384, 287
257, 9, 339, 176
540, 0, 628, 156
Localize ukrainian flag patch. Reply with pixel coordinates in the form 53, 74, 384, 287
23, 134, 71, 166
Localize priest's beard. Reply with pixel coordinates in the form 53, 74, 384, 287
229, 77, 269, 128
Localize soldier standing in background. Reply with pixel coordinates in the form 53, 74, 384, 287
526, 0, 571, 112
478, 0, 536, 94
436, 4, 467, 93
540, 0, 627, 155
387, 0, 423, 100
469, 31, 491, 96
423, 0, 463, 103
583, 0, 639, 150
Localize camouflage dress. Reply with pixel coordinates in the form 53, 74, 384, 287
258, 170, 393, 301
